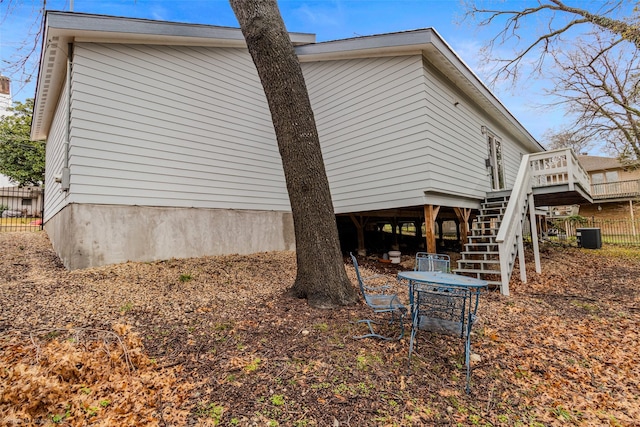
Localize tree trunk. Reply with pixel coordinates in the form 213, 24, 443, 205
230, 0, 357, 308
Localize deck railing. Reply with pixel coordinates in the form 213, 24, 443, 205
495, 149, 586, 295
495, 154, 533, 296
528, 148, 591, 194
591, 179, 640, 200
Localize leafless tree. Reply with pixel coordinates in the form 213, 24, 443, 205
230, 0, 358, 308
542, 128, 593, 155
463, 0, 639, 85
464, 1, 640, 162
546, 35, 640, 162
0, 0, 44, 95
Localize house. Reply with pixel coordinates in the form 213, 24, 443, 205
577, 155, 640, 221
0, 75, 11, 114
31, 12, 591, 293
1, 75, 14, 187
0, 186, 43, 217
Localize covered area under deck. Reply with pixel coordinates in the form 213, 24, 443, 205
533, 184, 592, 207
336, 204, 478, 257
336, 149, 595, 270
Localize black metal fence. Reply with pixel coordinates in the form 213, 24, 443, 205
544, 217, 640, 246
0, 186, 44, 232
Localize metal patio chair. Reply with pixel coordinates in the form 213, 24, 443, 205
407, 281, 485, 393
415, 252, 450, 273
350, 253, 407, 341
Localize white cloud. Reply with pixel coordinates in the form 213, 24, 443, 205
290, 1, 345, 28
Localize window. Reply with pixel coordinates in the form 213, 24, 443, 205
591, 173, 604, 185
591, 171, 619, 184
487, 133, 505, 190
605, 171, 619, 182
21, 198, 32, 206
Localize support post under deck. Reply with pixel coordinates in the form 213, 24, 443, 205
349, 214, 367, 256
423, 204, 440, 253
454, 207, 471, 248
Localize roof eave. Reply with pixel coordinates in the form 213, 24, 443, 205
32, 13, 543, 155
295, 29, 544, 153
30, 11, 315, 140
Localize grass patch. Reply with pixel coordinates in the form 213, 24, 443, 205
598, 245, 640, 260
196, 402, 225, 424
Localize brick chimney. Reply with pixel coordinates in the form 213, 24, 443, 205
0, 76, 9, 95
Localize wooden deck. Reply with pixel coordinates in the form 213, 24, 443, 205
529, 149, 593, 206
591, 179, 640, 201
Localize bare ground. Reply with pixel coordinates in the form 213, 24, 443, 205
1, 232, 639, 426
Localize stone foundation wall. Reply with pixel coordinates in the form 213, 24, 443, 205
45, 204, 295, 270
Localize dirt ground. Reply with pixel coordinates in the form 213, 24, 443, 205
1, 232, 639, 426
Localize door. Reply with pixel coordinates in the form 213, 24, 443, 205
487, 134, 505, 190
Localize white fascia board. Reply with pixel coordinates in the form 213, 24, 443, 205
295, 29, 434, 61
423, 189, 483, 209
44, 11, 315, 46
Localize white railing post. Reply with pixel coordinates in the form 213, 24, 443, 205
567, 150, 576, 190
499, 247, 510, 296
529, 192, 541, 273
496, 154, 533, 296
518, 231, 526, 283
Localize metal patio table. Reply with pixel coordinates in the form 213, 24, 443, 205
397, 270, 488, 393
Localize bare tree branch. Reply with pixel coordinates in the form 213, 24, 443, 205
462, 0, 639, 85
542, 128, 593, 154
464, 1, 639, 160
546, 34, 640, 161
0, 0, 46, 97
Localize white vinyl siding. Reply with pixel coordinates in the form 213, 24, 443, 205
56, 43, 538, 218
420, 57, 529, 198
44, 81, 69, 222
68, 43, 289, 211
500, 135, 527, 186
303, 55, 429, 213
302, 54, 537, 214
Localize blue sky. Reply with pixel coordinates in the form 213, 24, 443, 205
0, 0, 613, 150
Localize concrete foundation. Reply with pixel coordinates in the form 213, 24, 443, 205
45, 203, 295, 270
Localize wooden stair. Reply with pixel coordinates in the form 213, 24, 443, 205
455, 193, 513, 288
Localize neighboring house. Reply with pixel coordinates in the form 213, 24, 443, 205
577, 155, 640, 220
1, 75, 14, 187
0, 186, 43, 217
31, 12, 590, 293
0, 75, 11, 114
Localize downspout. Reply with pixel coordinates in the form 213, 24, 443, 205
61, 42, 73, 191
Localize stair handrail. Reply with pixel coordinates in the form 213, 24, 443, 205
495, 154, 533, 296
